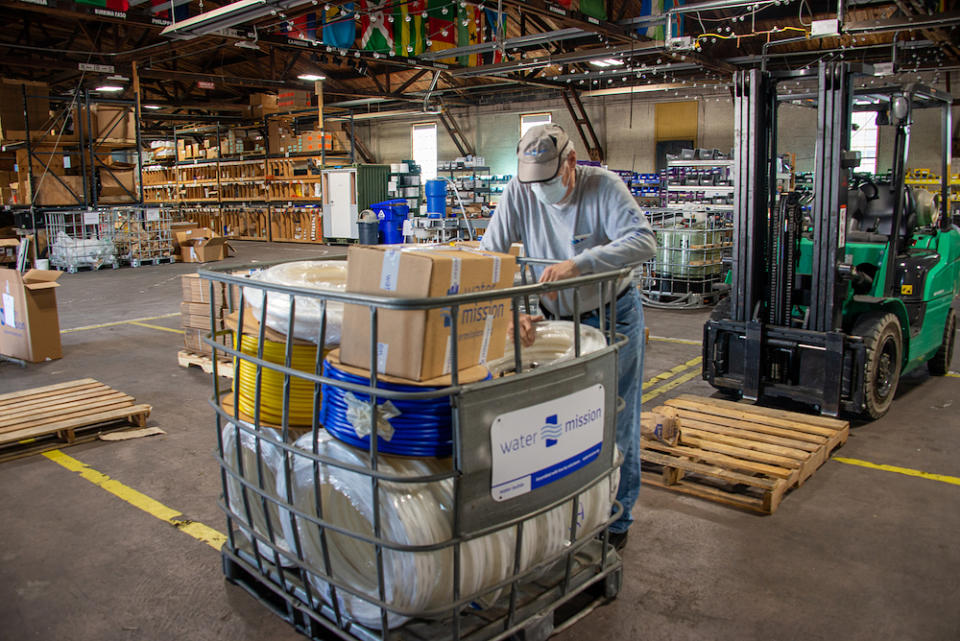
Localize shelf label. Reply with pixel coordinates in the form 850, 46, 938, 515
490, 384, 604, 502
146, 208, 160, 222
83, 211, 99, 226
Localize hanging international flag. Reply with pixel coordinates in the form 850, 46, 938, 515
75, 0, 129, 11
456, 4, 481, 67
427, 0, 457, 64
150, 0, 189, 21
286, 13, 317, 40
393, 0, 427, 57
556, 0, 580, 9
482, 8, 507, 64
322, 2, 356, 49
360, 0, 394, 52
579, 0, 607, 20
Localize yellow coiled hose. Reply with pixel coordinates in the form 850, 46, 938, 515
234, 333, 326, 426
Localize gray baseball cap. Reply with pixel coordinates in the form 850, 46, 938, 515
516, 124, 572, 183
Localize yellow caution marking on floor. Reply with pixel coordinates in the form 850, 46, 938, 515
642, 370, 703, 404
61, 312, 180, 333
649, 335, 702, 346
42, 450, 227, 550
127, 321, 184, 335
643, 357, 702, 390
946, 372, 960, 378
833, 456, 960, 487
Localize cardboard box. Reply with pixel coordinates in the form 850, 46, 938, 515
0, 79, 49, 142
33, 175, 84, 206
92, 105, 135, 141
277, 90, 311, 111
0, 268, 62, 362
99, 165, 137, 203
340, 245, 515, 381
175, 227, 234, 263
249, 93, 278, 119
181, 273, 226, 304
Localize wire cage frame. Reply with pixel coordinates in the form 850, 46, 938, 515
45, 209, 120, 273
198, 258, 634, 641
116, 207, 175, 267
639, 210, 733, 309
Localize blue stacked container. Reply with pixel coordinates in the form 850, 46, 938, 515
371, 199, 410, 244
425, 179, 447, 218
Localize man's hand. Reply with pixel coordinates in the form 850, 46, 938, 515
508, 314, 545, 348
539, 259, 581, 300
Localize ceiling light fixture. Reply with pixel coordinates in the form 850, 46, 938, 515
161, 0, 312, 39
297, 73, 326, 81
143, 104, 162, 110
94, 85, 125, 92
589, 58, 624, 68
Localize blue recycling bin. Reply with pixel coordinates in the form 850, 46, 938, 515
425, 179, 447, 218
371, 199, 409, 244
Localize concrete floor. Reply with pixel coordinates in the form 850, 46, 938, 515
1, 241, 958, 641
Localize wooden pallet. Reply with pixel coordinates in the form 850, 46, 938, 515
641, 394, 849, 514
178, 350, 235, 379
0, 379, 152, 461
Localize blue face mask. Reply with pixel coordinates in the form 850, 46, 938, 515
531, 174, 568, 206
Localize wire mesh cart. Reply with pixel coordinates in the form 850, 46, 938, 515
46, 209, 120, 273
116, 207, 175, 267
198, 259, 632, 641
639, 210, 732, 309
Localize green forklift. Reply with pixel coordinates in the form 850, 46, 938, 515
703, 61, 959, 418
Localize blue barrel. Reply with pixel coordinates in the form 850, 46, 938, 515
425, 179, 446, 218
372, 199, 409, 245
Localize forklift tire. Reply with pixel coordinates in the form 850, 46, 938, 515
927, 308, 957, 376
853, 312, 903, 419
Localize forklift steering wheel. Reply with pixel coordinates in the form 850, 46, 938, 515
858, 179, 880, 201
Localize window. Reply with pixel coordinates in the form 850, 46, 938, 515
412, 123, 438, 180
850, 111, 878, 174
521, 112, 552, 137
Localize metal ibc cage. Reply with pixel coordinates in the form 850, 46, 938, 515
46, 209, 120, 273
639, 211, 732, 309
115, 207, 175, 267
198, 259, 630, 641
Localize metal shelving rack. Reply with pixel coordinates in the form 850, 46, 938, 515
640, 156, 735, 308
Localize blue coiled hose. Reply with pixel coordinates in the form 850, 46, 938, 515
321, 360, 490, 457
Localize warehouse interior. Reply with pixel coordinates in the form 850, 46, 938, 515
1, 1, 959, 640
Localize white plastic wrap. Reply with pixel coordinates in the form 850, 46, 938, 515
244, 260, 347, 345
221, 423, 292, 562
51, 231, 117, 268
276, 431, 616, 629
487, 320, 608, 375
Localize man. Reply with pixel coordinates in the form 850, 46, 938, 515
480, 124, 656, 550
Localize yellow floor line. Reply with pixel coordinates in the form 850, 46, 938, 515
833, 457, 960, 486
61, 312, 180, 333
643, 357, 702, 390
127, 321, 184, 335
947, 372, 960, 378
650, 335, 702, 346
642, 370, 702, 404
43, 450, 227, 550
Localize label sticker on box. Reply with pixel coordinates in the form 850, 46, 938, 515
2, 293, 14, 327
449, 256, 461, 295
490, 384, 604, 502
376, 342, 389, 373
146, 208, 160, 222
379, 250, 401, 291
83, 211, 99, 226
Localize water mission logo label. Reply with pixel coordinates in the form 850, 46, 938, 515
540, 415, 561, 447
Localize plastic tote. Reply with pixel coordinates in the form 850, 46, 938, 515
371, 200, 409, 245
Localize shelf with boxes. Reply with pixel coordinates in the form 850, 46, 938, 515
662, 154, 735, 211
387, 160, 422, 212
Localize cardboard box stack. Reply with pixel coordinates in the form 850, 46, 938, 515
0, 79, 49, 143
341, 245, 516, 381
180, 273, 230, 356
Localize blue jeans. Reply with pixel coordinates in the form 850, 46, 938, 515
580, 287, 644, 534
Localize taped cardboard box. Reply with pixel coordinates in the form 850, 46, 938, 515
340, 245, 515, 381
175, 227, 235, 263
92, 105, 135, 141
0, 268, 62, 362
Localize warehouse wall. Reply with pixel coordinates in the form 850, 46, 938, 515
359, 94, 737, 175
356, 93, 956, 177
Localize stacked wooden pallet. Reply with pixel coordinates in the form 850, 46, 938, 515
0, 379, 152, 460
641, 394, 849, 514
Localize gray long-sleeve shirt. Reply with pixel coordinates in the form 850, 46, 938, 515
481, 165, 657, 316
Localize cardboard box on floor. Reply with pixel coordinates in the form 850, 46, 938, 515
0, 268, 63, 362
340, 245, 516, 381
174, 227, 234, 263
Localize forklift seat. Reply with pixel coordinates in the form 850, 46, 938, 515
846, 181, 916, 243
